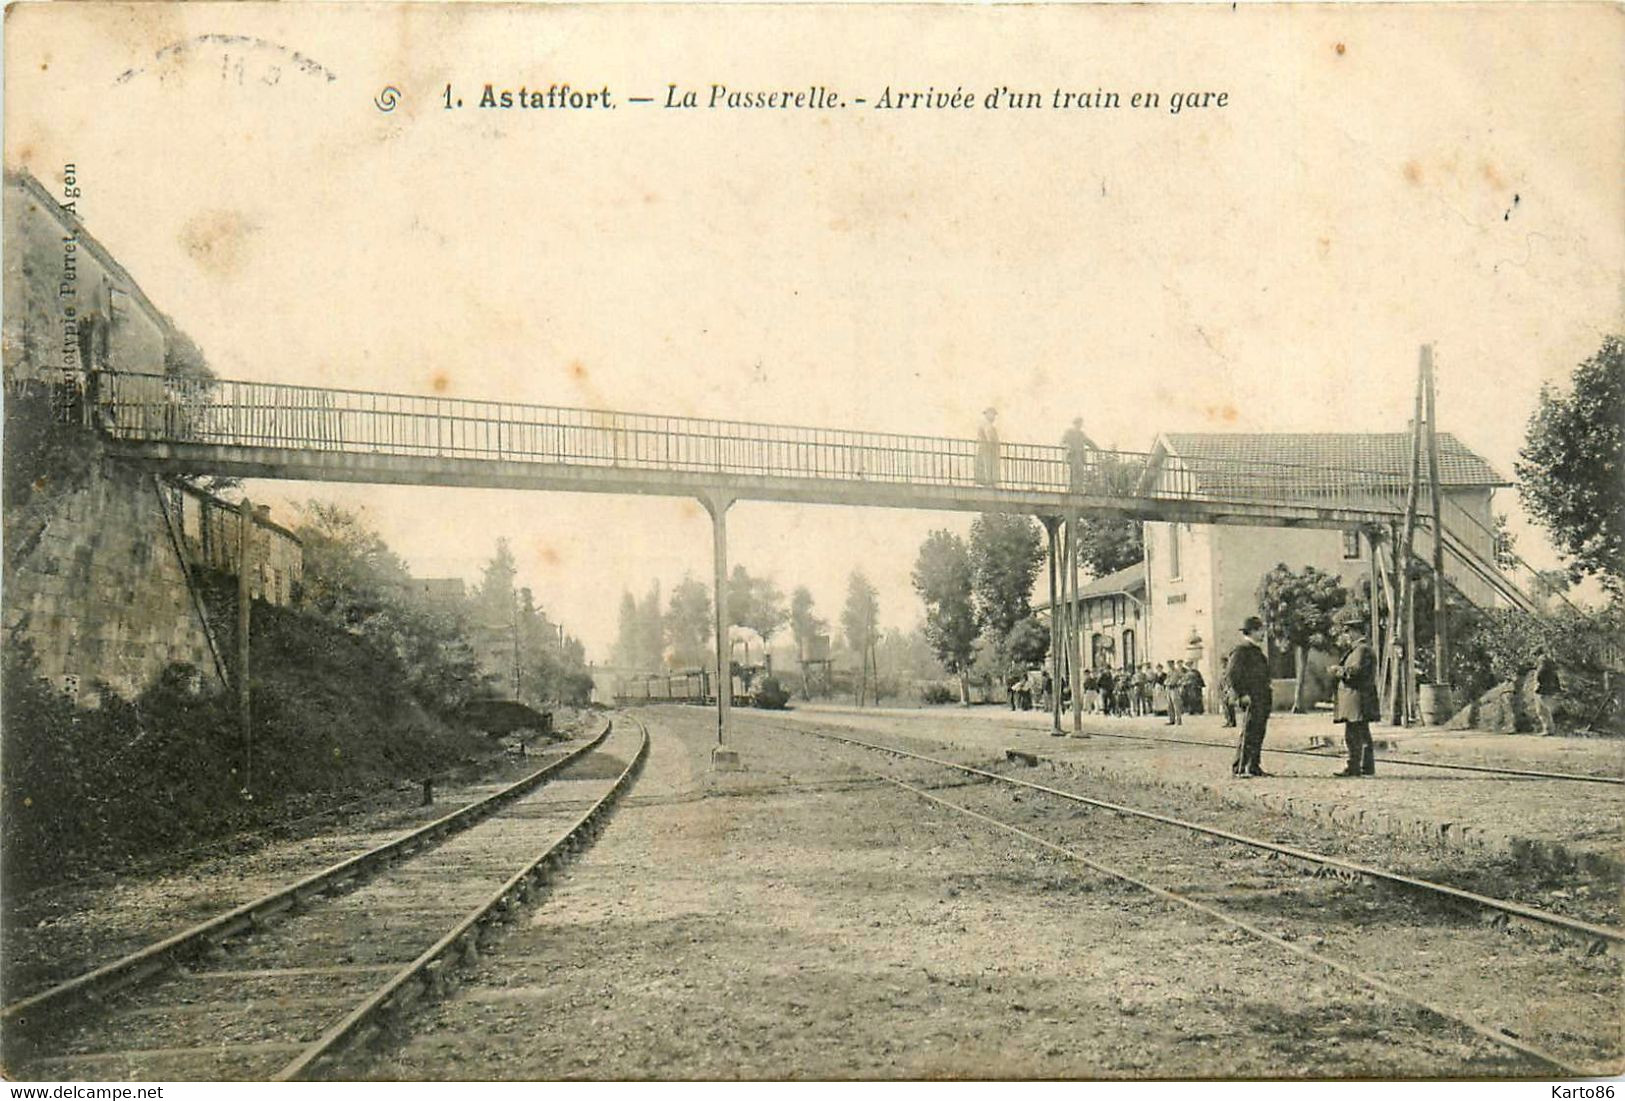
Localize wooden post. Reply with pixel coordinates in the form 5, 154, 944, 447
1366, 527, 1381, 661
237, 497, 254, 794
1395, 357, 1425, 725
1380, 527, 1404, 723
1404, 568, 1419, 724
1423, 345, 1451, 701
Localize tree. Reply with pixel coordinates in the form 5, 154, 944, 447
473, 538, 518, 624
294, 500, 413, 627
911, 530, 979, 703
968, 513, 1045, 646
1534, 569, 1574, 601
726, 566, 789, 656
875, 625, 944, 683
1256, 564, 1348, 712
1004, 615, 1050, 670
635, 581, 665, 671
666, 576, 712, 670
1071, 456, 1145, 577
789, 586, 826, 660
1516, 335, 1624, 596
513, 586, 594, 707
514, 587, 556, 705
841, 570, 880, 705
612, 591, 642, 669
841, 571, 880, 654
292, 500, 478, 714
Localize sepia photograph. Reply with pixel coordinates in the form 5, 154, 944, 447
0, 1, 1621, 1085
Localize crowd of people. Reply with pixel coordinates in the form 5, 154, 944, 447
1005, 660, 1207, 724
1075, 661, 1205, 722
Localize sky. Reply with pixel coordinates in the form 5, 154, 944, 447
6, 3, 1621, 661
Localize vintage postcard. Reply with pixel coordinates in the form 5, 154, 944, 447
1, 1, 1621, 1087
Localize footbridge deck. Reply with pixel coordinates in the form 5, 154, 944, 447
86, 371, 1405, 530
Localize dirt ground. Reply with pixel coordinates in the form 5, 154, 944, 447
359, 706, 1619, 1080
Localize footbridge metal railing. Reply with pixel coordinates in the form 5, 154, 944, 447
68, 369, 1568, 618
77, 370, 1415, 512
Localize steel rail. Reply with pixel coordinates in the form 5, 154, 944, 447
1048, 725, 1625, 786
273, 713, 652, 1081
0, 719, 615, 1035
800, 729, 1625, 950
840, 753, 1597, 1077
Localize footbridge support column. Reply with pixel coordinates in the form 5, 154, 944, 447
1042, 516, 1063, 736
701, 490, 742, 771
1066, 513, 1086, 738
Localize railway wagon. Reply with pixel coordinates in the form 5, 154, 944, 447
612, 670, 712, 705
611, 670, 750, 706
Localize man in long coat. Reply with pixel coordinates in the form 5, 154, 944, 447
1329, 620, 1380, 776
1225, 617, 1272, 777
1062, 417, 1098, 492
975, 407, 1001, 486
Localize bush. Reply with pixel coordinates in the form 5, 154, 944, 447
1452, 603, 1624, 732
0, 598, 494, 893
919, 683, 959, 705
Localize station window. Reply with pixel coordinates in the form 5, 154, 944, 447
1168, 523, 1182, 580
1343, 530, 1362, 560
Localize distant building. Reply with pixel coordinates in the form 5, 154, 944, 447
1070, 562, 1147, 672
168, 486, 303, 607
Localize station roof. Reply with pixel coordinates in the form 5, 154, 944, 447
1154, 432, 1507, 489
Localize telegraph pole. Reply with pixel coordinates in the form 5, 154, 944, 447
1394, 360, 1425, 726
237, 497, 254, 795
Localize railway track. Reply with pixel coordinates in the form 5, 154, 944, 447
4, 738, 567, 934
1044, 724, 1625, 786
2, 714, 650, 1081
793, 726, 1623, 1077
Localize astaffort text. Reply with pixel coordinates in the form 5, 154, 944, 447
440, 82, 1230, 115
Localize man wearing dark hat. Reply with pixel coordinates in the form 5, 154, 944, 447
1225, 616, 1272, 777
1329, 612, 1380, 776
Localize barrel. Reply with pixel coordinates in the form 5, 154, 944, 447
1419, 683, 1454, 726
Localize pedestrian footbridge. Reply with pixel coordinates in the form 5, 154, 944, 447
83, 370, 1407, 531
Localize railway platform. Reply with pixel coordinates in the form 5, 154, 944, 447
774, 704, 1625, 879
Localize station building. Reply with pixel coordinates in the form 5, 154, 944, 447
1051, 431, 1508, 709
